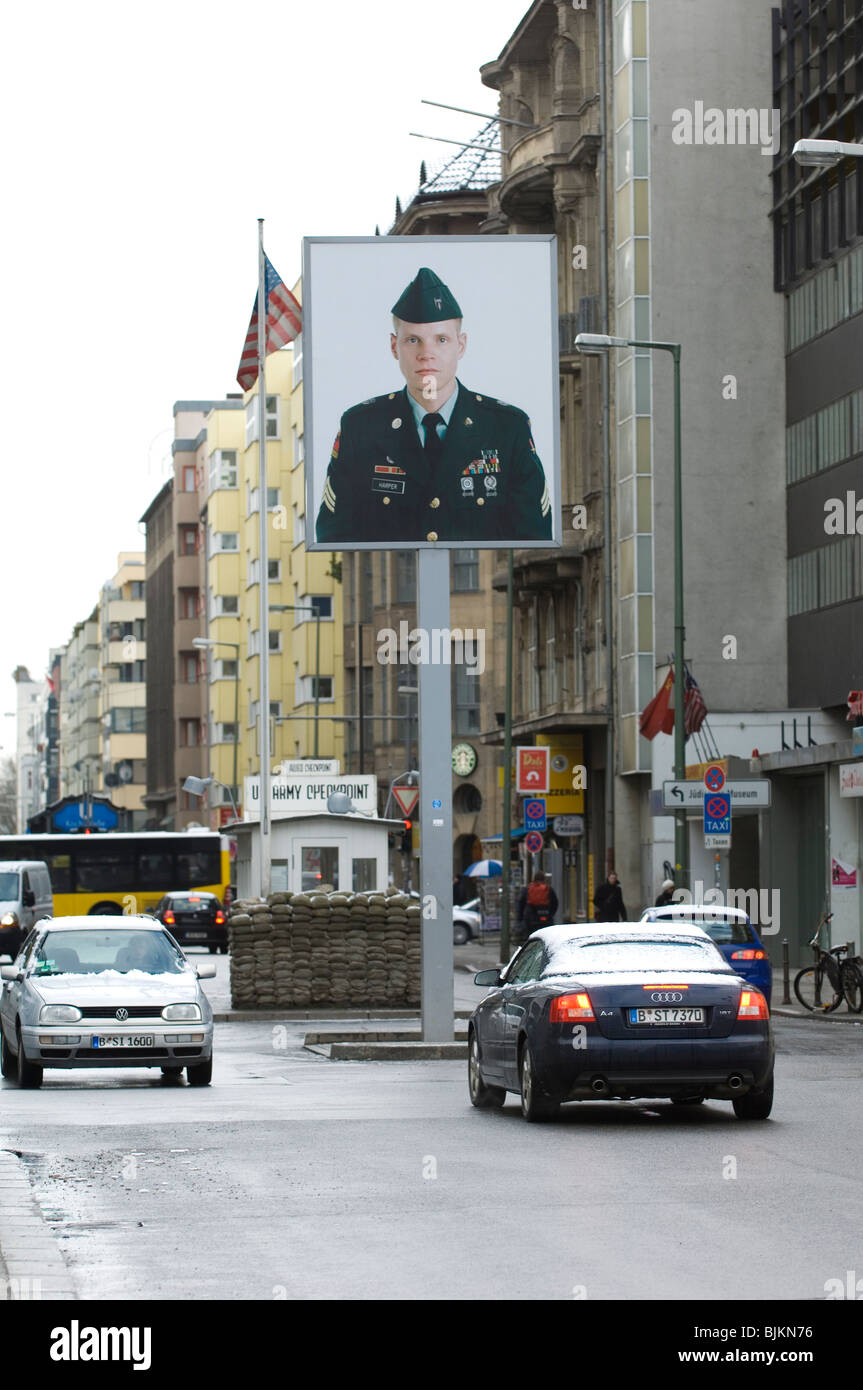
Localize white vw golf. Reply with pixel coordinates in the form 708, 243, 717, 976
0, 917, 215, 1089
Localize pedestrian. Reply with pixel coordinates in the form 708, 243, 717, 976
593, 870, 628, 922
315, 266, 552, 544
515, 870, 559, 942
655, 878, 676, 907
453, 874, 469, 906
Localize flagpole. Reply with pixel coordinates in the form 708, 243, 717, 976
257, 218, 272, 900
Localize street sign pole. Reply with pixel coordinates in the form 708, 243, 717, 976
417, 550, 454, 1042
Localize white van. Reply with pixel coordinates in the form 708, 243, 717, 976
0, 861, 53, 958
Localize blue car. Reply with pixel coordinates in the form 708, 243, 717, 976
468, 923, 774, 1123
640, 905, 772, 1003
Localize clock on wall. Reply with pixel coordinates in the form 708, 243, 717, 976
452, 742, 478, 776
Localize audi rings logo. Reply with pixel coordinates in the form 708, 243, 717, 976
650, 991, 683, 1004
115, 1007, 129, 1021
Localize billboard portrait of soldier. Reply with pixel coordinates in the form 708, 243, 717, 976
303, 236, 561, 551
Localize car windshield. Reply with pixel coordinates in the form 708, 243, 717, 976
652, 912, 751, 945
543, 935, 730, 975
31, 930, 187, 976
0, 872, 20, 899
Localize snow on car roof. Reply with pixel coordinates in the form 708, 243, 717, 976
39, 917, 165, 930
533, 920, 712, 944
641, 904, 750, 921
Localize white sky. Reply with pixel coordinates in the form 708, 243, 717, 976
0, 0, 531, 738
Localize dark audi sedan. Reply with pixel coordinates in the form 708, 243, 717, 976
469, 923, 774, 1123
152, 892, 227, 953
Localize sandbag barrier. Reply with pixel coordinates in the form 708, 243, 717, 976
228, 888, 421, 1010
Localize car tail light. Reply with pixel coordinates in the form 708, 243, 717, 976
737, 989, 769, 1019
188, 895, 200, 902
549, 992, 595, 1022
214, 911, 225, 925
730, 949, 765, 960
163, 910, 175, 925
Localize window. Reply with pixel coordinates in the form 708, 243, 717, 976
361, 552, 373, 622
208, 449, 238, 492
527, 603, 540, 711
248, 629, 261, 656
292, 336, 303, 390
453, 549, 479, 592
248, 395, 280, 442
546, 599, 559, 703
216, 594, 239, 615
180, 526, 197, 555
269, 630, 282, 653
179, 590, 197, 620
130, 581, 145, 600
454, 662, 481, 735
267, 487, 280, 509
297, 595, 332, 621
379, 554, 388, 607
118, 661, 145, 683
268, 559, 281, 582
182, 464, 197, 493
134, 617, 146, 641
217, 532, 238, 552
180, 653, 199, 684
247, 557, 260, 586
293, 506, 305, 545
248, 699, 260, 729
110, 707, 147, 734
395, 551, 416, 603
247, 484, 260, 514
269, 701, 282, 718
297, 675, 334, 703
179, 718, 201, 747
217, 659, 238, 679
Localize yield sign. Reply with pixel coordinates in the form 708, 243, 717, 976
393, 785, 419, 818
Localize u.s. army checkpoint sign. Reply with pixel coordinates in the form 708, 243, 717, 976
243, 774, 377, 817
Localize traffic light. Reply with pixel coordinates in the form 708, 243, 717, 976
401, 819, 413, 853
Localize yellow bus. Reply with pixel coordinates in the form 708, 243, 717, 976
0, 832, 230, 919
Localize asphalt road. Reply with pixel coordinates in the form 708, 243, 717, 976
2, 991, 863, 1301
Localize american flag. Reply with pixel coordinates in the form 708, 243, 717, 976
683, 668, 708, 736
236, 255, 302, 391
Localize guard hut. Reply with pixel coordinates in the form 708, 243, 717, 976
230, 811, 405, 898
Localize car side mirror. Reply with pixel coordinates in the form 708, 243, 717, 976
0, 965, 22, 981
474, 968, 502, 986
195, 961, 217, 979
22, 890, 35, 907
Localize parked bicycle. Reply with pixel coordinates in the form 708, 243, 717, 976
793, 910, 863, 1013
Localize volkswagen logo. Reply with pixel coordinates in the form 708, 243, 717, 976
650, 991, 683, 1004
115, 1008, 129, 1022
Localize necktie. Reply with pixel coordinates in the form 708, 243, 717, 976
422, 412, 444, 466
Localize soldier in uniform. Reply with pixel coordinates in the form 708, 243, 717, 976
315, 267, 552, 545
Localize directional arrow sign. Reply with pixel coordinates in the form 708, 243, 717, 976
663, 780, 771, 810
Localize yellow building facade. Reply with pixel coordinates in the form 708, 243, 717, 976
200, 328, 343, 826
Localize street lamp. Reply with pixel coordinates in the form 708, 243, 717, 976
268, 604, 322, 757
576, 331, 688, 890
792, 139, 863, 168
183, 774, 239, 823
192, 636, 239, 820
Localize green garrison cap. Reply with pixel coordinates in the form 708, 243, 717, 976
391, 267, 463, 323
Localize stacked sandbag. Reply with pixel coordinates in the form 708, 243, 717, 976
228, 886, 422, 1009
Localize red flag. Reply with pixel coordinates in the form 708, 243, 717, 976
236, 255, 302, 391
639, 669, 675, 741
